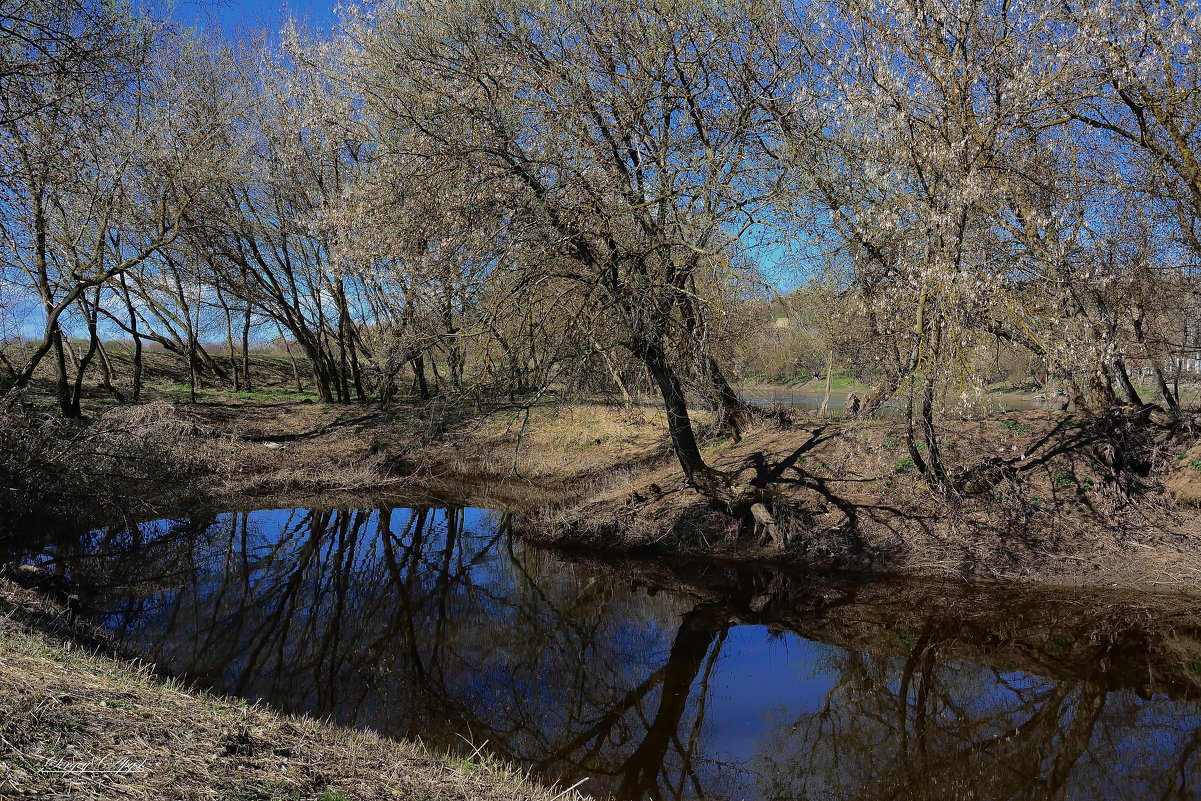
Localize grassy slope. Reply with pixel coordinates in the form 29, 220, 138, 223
0, 579, 580, 801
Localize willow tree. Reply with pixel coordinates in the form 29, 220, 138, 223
175, 26, 379, 404
767, 0, 1073, 491
0, 0, 150, 409
353, 0, 795, 498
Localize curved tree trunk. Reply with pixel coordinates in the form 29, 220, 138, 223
634, 338, 742, 503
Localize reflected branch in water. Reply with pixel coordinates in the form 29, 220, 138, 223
11, 507, 1201, 801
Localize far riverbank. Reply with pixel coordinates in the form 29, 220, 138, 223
4, 396, 1200, 593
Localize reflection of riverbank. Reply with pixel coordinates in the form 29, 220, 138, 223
0, 574, 564, 801
8, 506, 1201, 800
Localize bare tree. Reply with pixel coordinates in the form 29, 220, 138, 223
354, 0, 794, 499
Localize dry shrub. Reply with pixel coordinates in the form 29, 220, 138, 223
1167, 444, 1201, 506
0, 397, 231, 532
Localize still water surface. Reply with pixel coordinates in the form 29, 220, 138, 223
15, 505, 1201, 799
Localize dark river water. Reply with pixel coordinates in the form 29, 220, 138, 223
12, 505, 1201, 799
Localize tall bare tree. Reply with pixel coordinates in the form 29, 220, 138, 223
353, 0, 795, 498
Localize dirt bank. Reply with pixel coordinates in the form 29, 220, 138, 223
0, 396, 671, 532
521, 407, 1201, 593
4, 395, 1201, 592
0, 575, 581, 800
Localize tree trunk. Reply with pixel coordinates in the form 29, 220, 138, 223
412, 354, 430, 400
1108, 356, 1142, 406
679, 288, 750, 440
217, 286, 240, 391
241, 305, 252, 393
94, 337, 124, 403
274, 320, 302, 393
636, 339, 736, 501
119, 272, 143, 403
1131, 315, 1176, 412
910, 373, 953, 498
67, 286, 110, 415
188, 331, 198, 404
643, 343, 708, 481
820, 351, 833, 416
444, 296, 463, 393
1088, 361, 1118, 410
53, 326, 75, 418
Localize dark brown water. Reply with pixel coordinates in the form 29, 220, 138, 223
13, 505, 1201, 799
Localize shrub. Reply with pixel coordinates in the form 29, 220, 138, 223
0, 397, 225, 535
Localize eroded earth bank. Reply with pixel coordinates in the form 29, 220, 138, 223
6, 397, 1201, 592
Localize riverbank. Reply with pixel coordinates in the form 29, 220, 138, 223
529, 407, 1201, 592
0, 575, 581, 800
0, 394, 672, 532
4, 394, 1201, 592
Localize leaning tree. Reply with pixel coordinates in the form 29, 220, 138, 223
352, 0, 798, 499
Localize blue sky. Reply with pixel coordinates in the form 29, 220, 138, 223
174, 0, 339, 38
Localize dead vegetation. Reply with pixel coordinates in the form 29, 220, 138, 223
1168, 442, 1201, 506
524, 407, 1201, 592
0, 578, 583, 801
4, 389, 1201, 592
0, 395, 232, 532
0, 394, 676, 536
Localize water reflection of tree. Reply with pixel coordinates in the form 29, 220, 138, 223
46, 507, 741, 798
751, 622, 1201, 800
32, 510, 1201, 801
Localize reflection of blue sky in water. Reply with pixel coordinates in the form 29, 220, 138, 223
18, 506, 1201, 800
703, 626, 836, 763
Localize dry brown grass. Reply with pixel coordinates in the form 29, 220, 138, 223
1167, 444, 1201, 506
0, 580, 584, 801
179, 399, 676, 508
419, 402, 672, 485
2, 394, 682, 532
527, 409, 1201, 593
